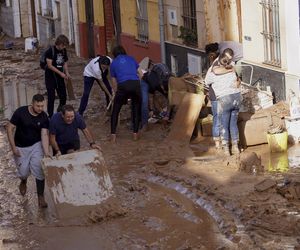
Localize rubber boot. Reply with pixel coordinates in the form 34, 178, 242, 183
19, 179, 27, 196
38, 196, 48, 208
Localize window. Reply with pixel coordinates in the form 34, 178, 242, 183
135, 0, 148, 42
260, 0, 281, 67
181, 0, 197, 45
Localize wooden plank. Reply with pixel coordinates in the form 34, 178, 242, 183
168, 92, 205, 142
65, 78, 76, 100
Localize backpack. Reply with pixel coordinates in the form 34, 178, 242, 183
40, 46, 54, 70
151, 63, 171, 83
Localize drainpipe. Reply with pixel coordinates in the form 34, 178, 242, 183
158, 0, 166, 63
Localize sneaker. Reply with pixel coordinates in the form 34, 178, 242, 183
232, 144, 240, 154
133, 133, 139, 141
110, 134, 116, 143
38, 196, 48, 208
19, 179, 27, 196
223, 145, 231, 156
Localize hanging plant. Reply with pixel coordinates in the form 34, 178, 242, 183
178, 26, 197, 46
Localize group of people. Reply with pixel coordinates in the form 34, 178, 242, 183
6, 34, 243, 207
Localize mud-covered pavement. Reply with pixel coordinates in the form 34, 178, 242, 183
1, 41, 300, 249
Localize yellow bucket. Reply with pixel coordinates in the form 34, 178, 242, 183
267, 131, 288, 153
268, 153, 289, 172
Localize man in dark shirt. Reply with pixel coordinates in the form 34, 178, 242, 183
49, 104, 101, 155
6, 94, 50, 208
45, 34, 70, 117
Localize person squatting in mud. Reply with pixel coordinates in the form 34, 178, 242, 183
205, 50, 242, 156
109, 45, 143, 142
6, 94, 50, 208
78, 55, 113, 116
140, 62, 172, 130
49, 104, 101, 156
44, 34, 70, 118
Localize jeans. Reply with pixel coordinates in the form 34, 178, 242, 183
45, 72, 67, 118
218, 93, 242, 144
211, 100, 220, 139
140, 80, 149, 127
78, 76, 112, 115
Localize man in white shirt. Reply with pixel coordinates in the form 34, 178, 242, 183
78, 56, 112, 115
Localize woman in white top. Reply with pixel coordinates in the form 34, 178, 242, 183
205, 51, 242, 155
78, 56, 112, 116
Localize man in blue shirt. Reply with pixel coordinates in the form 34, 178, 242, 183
49, 104, 101, 155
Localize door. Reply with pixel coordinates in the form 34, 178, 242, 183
85, 0, 95, 58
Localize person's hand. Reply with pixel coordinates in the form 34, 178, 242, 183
44, 154, 53, 160
55, 150, 62, 158
60, 72, 68, 80
12, 147, 21, 157
149, 110, 154, 118
66, 72, 71, 79
90, 143, 102, 152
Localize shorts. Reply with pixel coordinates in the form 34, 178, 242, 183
14, 141, 44, 180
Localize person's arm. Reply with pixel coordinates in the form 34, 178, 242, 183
41, 128, 50, 157
49, 133, 61, 156
111, 77, 118, 93
212, 65, 234, 75
6, 122, 20, 157
149, 93, 154, 117
82, 128, 102, 151
46, 58, 68, 79
138, 68, 144, 79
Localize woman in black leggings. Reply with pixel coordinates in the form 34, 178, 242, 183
110, 45, 142, 142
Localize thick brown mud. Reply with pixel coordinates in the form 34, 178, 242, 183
1, 40, 300, 249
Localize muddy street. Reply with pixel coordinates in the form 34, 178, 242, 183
0, 43, 300, 250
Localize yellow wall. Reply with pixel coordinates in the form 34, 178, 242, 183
148, 0, 160, 41
120, 0, 137, 36
93, 0, 104, 26
78, 0, 86, 23
120, 0, 160, 41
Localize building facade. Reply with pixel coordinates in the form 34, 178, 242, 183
241, 0, 300, 101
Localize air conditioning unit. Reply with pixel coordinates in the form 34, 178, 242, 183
168, 9, 177, 26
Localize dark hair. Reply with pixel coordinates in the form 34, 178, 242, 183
32, 94, 44, 103
112, 45, 127, 58
61, 104, 75, 115
218, 52, 233, 69
223, 48, 234, 57
205, 43, 219, 54
55, 34, 69, 46
98, 56, 111, 66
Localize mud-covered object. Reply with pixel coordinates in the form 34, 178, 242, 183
277, 182, 300, 200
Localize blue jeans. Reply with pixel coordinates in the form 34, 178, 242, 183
218, 93, 242, 144
140, 80, 149, 127
78, 76, 112, 115
211, 100, 220, 139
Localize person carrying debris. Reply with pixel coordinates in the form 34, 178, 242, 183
205, 51, 242, 156
110, 45, 143, 142
44, 34, 70, 117
78, 55, 112, 116
49, 104, 101, 155
6, 94, 50, 208
140, 62, 171, 129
